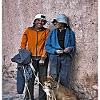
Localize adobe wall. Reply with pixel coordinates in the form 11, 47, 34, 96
2, 0, 98, 99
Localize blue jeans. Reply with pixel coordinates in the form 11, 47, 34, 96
17, 66, 35, 100
49, 54, 71, 87
17, 66, 25, 94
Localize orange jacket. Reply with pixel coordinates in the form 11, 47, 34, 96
20, 27, 49, 57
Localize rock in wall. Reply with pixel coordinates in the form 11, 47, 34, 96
2, 0, 98, 99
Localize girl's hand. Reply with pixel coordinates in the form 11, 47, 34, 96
64, 47, 72, 53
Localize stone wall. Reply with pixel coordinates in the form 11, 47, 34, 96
2, 0, 98, 99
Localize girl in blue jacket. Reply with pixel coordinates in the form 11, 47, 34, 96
45, 14, 76, 87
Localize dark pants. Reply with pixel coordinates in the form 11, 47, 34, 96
32, 57, 48, 100
25, 74, 35, 100
49, 54, 71, 88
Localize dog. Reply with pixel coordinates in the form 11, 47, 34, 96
43, 76, 77, 100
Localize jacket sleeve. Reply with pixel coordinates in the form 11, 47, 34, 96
41, 29, 50, 57
45, 30, 56, 54
68, 29, 76, 55
20, 28, 28, 49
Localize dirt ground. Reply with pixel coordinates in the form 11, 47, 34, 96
2, 78, 39, 100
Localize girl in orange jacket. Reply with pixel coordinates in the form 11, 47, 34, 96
20, 14, 49, 100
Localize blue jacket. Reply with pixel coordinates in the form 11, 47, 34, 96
45, 28, 76, 56
11, 49, 32, 65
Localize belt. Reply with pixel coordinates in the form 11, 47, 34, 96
55, 53, 71, 57
32, 56, 41, 61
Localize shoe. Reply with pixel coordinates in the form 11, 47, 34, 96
24, 96, 29, 100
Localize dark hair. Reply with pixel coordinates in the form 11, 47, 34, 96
52, 19, 57, 24
52, 20, 71, 29
63, 23, 71, 29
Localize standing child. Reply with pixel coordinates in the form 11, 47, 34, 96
45, 14, 76, 88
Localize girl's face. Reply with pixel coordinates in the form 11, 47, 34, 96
34, 19, 46, 29
53, 21, 65, 29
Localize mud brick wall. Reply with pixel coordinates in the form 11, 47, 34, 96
2, 0, 98, 99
